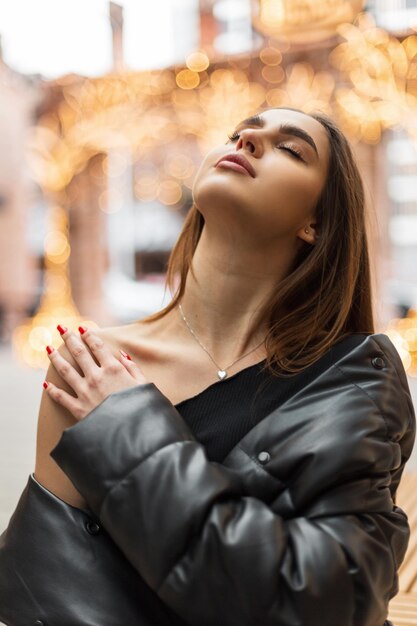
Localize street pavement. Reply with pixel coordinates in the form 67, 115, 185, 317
1, 342, 417, 534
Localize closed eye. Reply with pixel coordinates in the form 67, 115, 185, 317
279, 144, 305, 162
227, 131, 241, 142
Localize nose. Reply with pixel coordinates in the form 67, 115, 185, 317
236, 128, 262, 156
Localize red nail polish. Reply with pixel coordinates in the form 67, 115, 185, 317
43, 381, 48, 389
57, 324, 67, 335
46, 345, 54, 355
120, 349, 132, 360
78, 325, 87, 335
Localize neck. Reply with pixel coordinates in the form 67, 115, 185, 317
170, 226, 296, 365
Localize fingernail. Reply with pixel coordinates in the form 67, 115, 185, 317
43, 381, 48, 389
57, 324, 68, 335
120, 349, 132, 361
46, 345, 54, 355
78, 325, 88, 335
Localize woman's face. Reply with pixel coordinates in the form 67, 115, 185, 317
192, 108, 330, 247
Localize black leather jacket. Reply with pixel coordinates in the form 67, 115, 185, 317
0, 333, 415, 626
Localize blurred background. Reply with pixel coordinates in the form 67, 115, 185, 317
1, 0, 417, 532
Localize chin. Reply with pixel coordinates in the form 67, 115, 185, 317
193, 179, 250, 217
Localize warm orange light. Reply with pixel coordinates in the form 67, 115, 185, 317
176, 69, 200, 90
254, 0, 365, 42
186, 51, 210, 73
158, 180, 183, 206
260, 46, 283, 66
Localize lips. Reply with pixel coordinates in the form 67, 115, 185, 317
215, 153, 256, 178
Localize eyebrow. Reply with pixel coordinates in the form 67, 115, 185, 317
236, 115, 319, 158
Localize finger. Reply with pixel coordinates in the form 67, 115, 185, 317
119, 349, 147, 382
43, 380, 84, 421
78, 325, 115, 368
46, 345, 85, 393
57, 325, 100, 375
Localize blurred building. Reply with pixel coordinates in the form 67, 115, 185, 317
0, 38, 43, 342
354, 0, 417, 321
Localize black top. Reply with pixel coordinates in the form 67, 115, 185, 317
176, 333, 370, 463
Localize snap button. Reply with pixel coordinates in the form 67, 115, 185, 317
85, 520, 100, 535
257, 451, 271, 464
371, 356, 385, 369
33, 621, 45, 626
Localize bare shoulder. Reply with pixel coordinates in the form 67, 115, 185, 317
33, 323, 138, 510
33, 315, 185, 509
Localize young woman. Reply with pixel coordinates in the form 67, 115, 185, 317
0, 107, 415, 626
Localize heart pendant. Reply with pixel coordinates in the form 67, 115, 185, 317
217, 370, 227, 380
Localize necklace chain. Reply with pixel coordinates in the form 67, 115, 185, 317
178, 303, 265, 381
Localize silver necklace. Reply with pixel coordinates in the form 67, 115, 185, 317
178, 303, 265, 381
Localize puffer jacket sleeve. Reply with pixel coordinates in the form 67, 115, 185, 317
50, 339, 416, 626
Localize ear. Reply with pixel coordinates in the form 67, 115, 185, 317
297, 223, 320, 245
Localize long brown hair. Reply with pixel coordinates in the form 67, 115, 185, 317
139, 107, 374, 377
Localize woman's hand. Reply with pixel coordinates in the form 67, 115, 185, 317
43, 325, 148, 421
